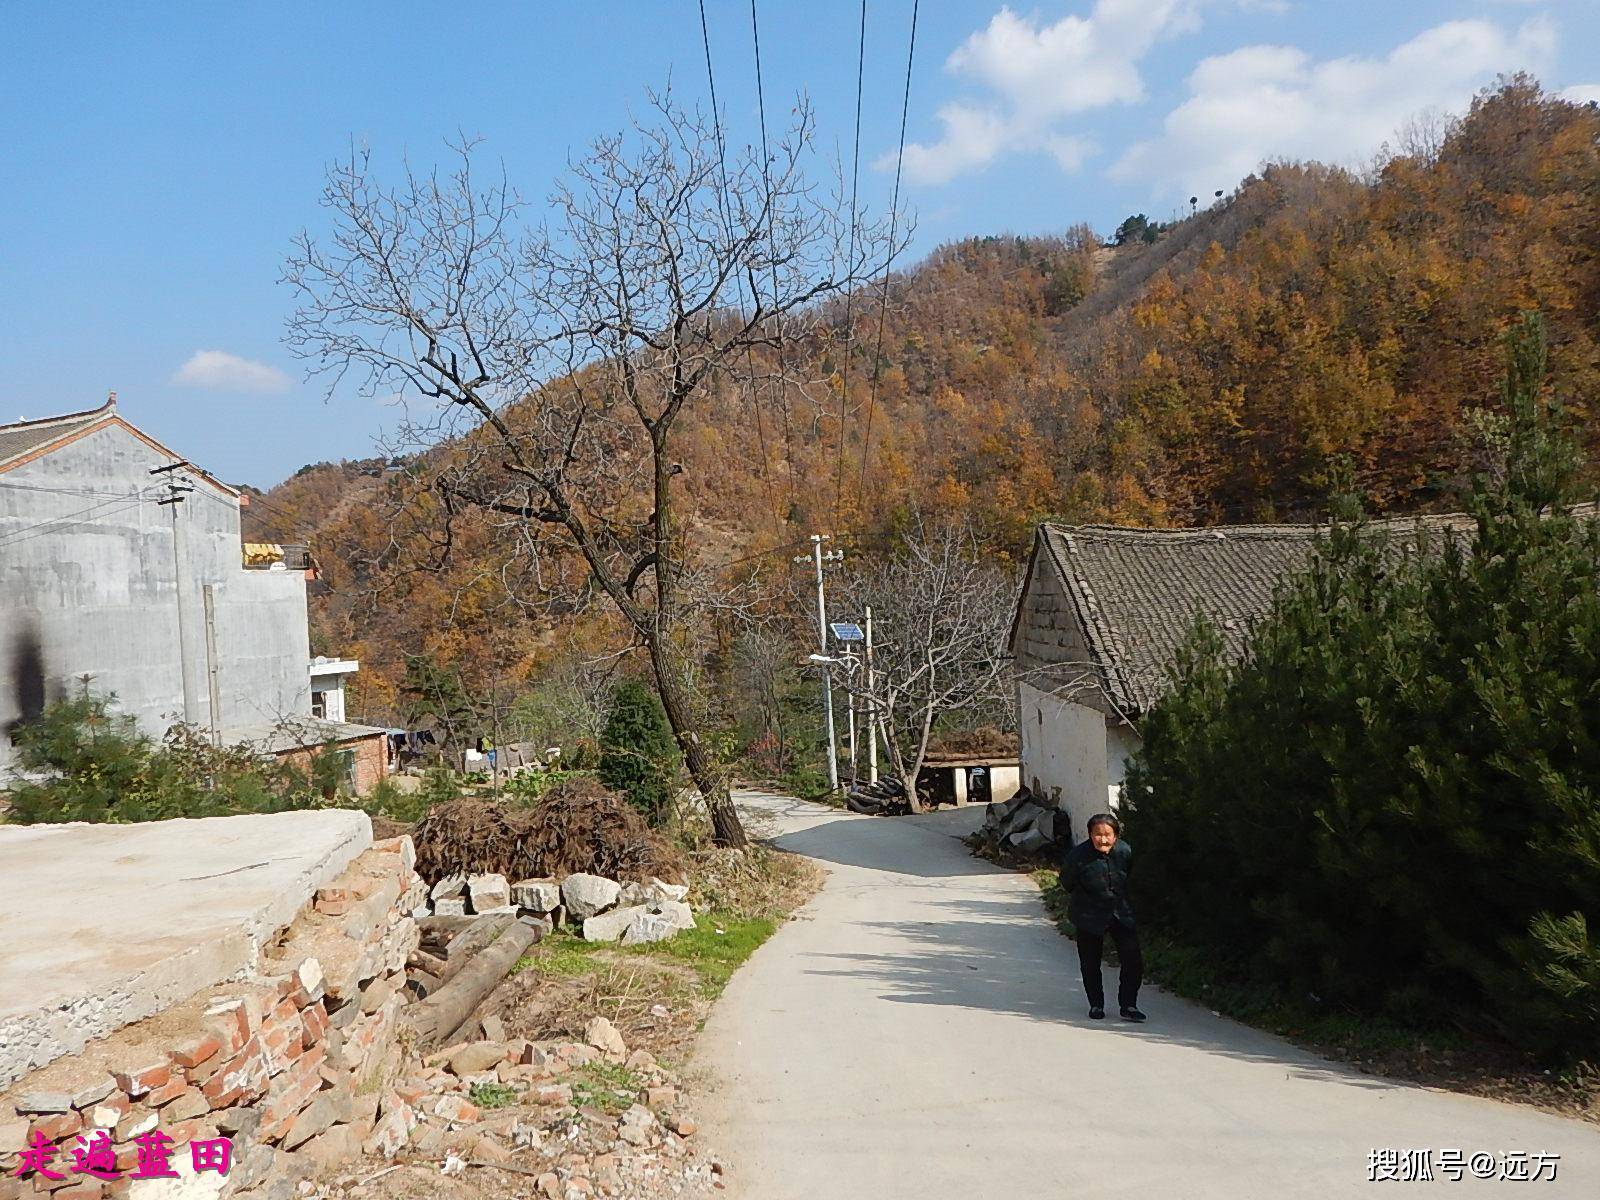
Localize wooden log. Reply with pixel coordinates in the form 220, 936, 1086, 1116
406, 970, 440, 1000
417, 915, 481, 947
400, 920, 540, 1048
408, 948, 449, 976
439, 915, 516, 982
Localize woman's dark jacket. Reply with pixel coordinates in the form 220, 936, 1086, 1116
1060, 838, 1134, 935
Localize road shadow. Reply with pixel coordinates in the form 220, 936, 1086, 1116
744, 800, 1001, 881
746, 792, 1400, 1095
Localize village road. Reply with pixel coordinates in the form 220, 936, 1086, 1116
697, 790, 1600, 1199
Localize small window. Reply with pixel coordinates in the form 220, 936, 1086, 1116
337, 748, 357, 793
311, 691, 327, 719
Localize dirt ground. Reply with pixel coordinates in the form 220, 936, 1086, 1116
318, 839, 823, 1200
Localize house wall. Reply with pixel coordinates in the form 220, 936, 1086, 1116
0, 424, 310, 775
275, 734, 389, 797
1017, 681, 1141, 845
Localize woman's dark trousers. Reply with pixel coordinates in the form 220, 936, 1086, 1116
1076, 919, 1143, 1009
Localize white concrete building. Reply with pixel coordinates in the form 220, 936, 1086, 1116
0, 398, 384, 784
309, 657, 360, 723
1008, 521, 1322, 845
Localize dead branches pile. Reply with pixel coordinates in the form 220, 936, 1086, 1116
412, 779, 685, 885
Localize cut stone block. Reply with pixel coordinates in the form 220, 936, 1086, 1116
581, 904, 651, 942
466, 873, 510, 913
561, 874, 621, 920
647, 877, 689, 903
430, 874, 467, 901
510, 879, 561, 912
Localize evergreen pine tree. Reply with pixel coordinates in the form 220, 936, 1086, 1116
1124, 313, 1600, 1057
599, 679, 681, 824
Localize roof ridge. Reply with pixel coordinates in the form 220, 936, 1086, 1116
0, 395, 116, 435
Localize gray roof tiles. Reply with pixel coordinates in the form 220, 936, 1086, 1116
0, 402, 117, 470
1027, 504, 1598, 715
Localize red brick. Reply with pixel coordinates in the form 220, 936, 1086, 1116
107, 1063, 167, 1098
141, 1076, 188, 1107
162, 1118, 212, 1146
85, 1095, 130, 1127
204, 1002, 250, 1054
184, 1050, 226, 1087
301, 1002, 328, 1044
270, 998, 298, 1026
169, 1034, 220, 1070
28, 1113, 81, 1141
49, 1185, 102, 1200
317, 897, 353, 915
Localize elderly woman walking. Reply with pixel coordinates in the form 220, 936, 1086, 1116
1060, 812, 1146, 1022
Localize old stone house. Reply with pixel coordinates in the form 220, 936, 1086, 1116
0, 397, 387, 792
1010, 520, 1341, 843
1007, 507, 1600, 843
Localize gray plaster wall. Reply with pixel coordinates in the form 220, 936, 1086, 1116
0, 423, 310, 774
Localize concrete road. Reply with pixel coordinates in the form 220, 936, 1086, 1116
698, 790, 1600, 1198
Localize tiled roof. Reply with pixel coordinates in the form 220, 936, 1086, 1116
225, 717, 388, 755
1028, 505, 1597, 714
0, 399, 117, 470
1038, 523, 1319, 713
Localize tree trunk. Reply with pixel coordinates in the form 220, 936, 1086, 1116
648, 636, 748, 848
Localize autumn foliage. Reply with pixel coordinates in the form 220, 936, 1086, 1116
245, 78, 1600, 726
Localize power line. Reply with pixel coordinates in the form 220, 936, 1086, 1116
749, 0, 797, 525
698, 0, 782, 542
833, 0, 868, 524
857, 0, 919, 504
239, 486, 318, 538
0, 490, 157, 552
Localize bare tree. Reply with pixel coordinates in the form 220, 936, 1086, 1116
284, 91, 904, 846
842, 519, 1015, 811
728, 619, 803, 773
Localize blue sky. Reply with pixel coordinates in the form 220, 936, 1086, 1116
4, 1, 1598, 488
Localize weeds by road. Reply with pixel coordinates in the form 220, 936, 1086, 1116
1016, 861, 1599, 1124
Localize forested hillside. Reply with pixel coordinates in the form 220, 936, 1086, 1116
245, 78, 1600, 725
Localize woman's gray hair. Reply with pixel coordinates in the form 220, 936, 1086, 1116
1086, 812, 1121, 835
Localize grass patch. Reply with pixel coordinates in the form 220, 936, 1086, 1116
506, 911, 780, 999
468, 1082, 519, 1110
641, 912, 778, 997
569, 1060, 646, 1115
511, 933, 608, 978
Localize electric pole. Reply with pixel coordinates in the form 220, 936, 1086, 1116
844, 647, 858, 787
202, 584, 223, 747
865, 606, 878, 784
794, 534, 843, 792
153, 462, 199, 726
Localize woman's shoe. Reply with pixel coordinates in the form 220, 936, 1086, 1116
1088, 1006, 1105, 1020
1120, 1006, 1147, 1022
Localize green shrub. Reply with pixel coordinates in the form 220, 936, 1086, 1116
4, 690, 335, 823
598, 680, 680, 824
1124, 314, 1600, 1059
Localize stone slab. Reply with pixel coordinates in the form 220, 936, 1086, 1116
0, 809, 371, 1086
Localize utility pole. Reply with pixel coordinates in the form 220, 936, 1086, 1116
202, 584, 223, 747
794, 534, 843, 792
844, 648, 858, 787
865, 606, 878, 784
153, 462, 199, 726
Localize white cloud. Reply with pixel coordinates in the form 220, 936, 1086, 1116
172, 350, 290, 394
1111, 17, 1557, 200
1559, 83, 1600, 105
891, 0, 1203, 185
